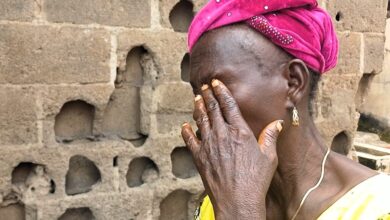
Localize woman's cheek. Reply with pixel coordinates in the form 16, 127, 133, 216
227, 85, 268, 137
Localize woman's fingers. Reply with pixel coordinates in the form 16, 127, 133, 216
258, 120, 284, 152
201, 84, 226, 129
193, 95, 211, 138
211, 79, 246, 126
181, 123, 201, 155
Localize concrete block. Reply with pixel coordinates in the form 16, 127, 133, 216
59, 142, 122, 197
328, 32, 362, 75
41, 84, 113, 118
44, 0, 151, 28
314, 74, 361, 148
0, 146, 68, 201
156, 113, 193, 137
117, 30, 187, 82
360, 53, 390, 122
155, 82, 193, 113
327, 0, 388, 32
0, 0, 35, 21
40, 84, 114, 145
0, 86, 38, 145
0, 24, 111, 84
364, 33, 385, 74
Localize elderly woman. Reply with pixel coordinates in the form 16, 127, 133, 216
181, 0, 390, 219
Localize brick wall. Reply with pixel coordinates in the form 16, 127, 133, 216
0, 0, 387, 219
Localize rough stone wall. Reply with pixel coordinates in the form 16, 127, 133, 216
361, 17, 390, 126
0, 0, 387, 219
315, 0, 388, 155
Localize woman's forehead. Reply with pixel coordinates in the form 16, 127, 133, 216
189, 25, 290, 85
191, 24, 290, 65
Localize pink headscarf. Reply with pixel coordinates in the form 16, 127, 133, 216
188, 0, 338, 74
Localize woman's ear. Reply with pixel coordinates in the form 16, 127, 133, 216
283, 59, 310, 107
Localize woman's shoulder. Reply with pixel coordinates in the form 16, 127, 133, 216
318, 173, 390, 220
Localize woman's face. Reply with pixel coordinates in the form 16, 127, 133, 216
189, 25, 291, 138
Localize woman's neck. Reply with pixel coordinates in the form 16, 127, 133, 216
266, 118, 377, 219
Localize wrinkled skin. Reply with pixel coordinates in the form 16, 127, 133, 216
181, 24, 377, 219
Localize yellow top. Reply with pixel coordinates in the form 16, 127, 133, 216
196, 174, 390, 220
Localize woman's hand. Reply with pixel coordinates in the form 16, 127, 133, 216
181, 79, 283, 219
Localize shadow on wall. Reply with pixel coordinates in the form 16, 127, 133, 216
331, 131, 351, 155
159, 190, 192, 220
126, 157, 159, 188
358, 113, 390, 143
58, 207, 95, 220
12, 162, 56, 195
169, 0, 195, 32
181, 53, 190, 83
355, 74, 375, 110
0, 203, 25, 220
171, 147, 198, 179
65, 155, 101, 196
55, 100, 95, 143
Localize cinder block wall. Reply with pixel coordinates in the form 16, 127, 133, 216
0, 0, 387, 219
361, 17, 390, 126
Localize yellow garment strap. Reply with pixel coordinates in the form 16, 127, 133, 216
197, 195, 215, 220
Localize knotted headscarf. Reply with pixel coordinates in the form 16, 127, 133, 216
188, 0, 338, 74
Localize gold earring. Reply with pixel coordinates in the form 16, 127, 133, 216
292, 106, 299, 126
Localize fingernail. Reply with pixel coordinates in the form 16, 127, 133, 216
211, 79, 220, 87
182, 122, 189, 128
276, 120, 284, 132
201, 84, 209, 91
195, 95, 202, 102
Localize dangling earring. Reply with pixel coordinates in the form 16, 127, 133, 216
292, 106, 300, 126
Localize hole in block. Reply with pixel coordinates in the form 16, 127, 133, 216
55, 100, 95, 143
387, 0, 390, 18
159, 190, 191, 220
169, 0, 194, 32
358, 113, 390, 143
331, 131, 351, 155
171, 147, 197, 179
0, 203, 25, 220
130, 135, 147, 147
103, 46, 149, 146
12, 162, 36, 185
335, 11, 343, 21
65, 155, 101, 195
50, 180, 56, 194
58, 207, 95, 220
358, 157, 377, 170
181, 53, 190, 82
355, 74, 375, 109
126, 157, 159, 187
12, 162, 55, 195
113, 156, 118, 167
